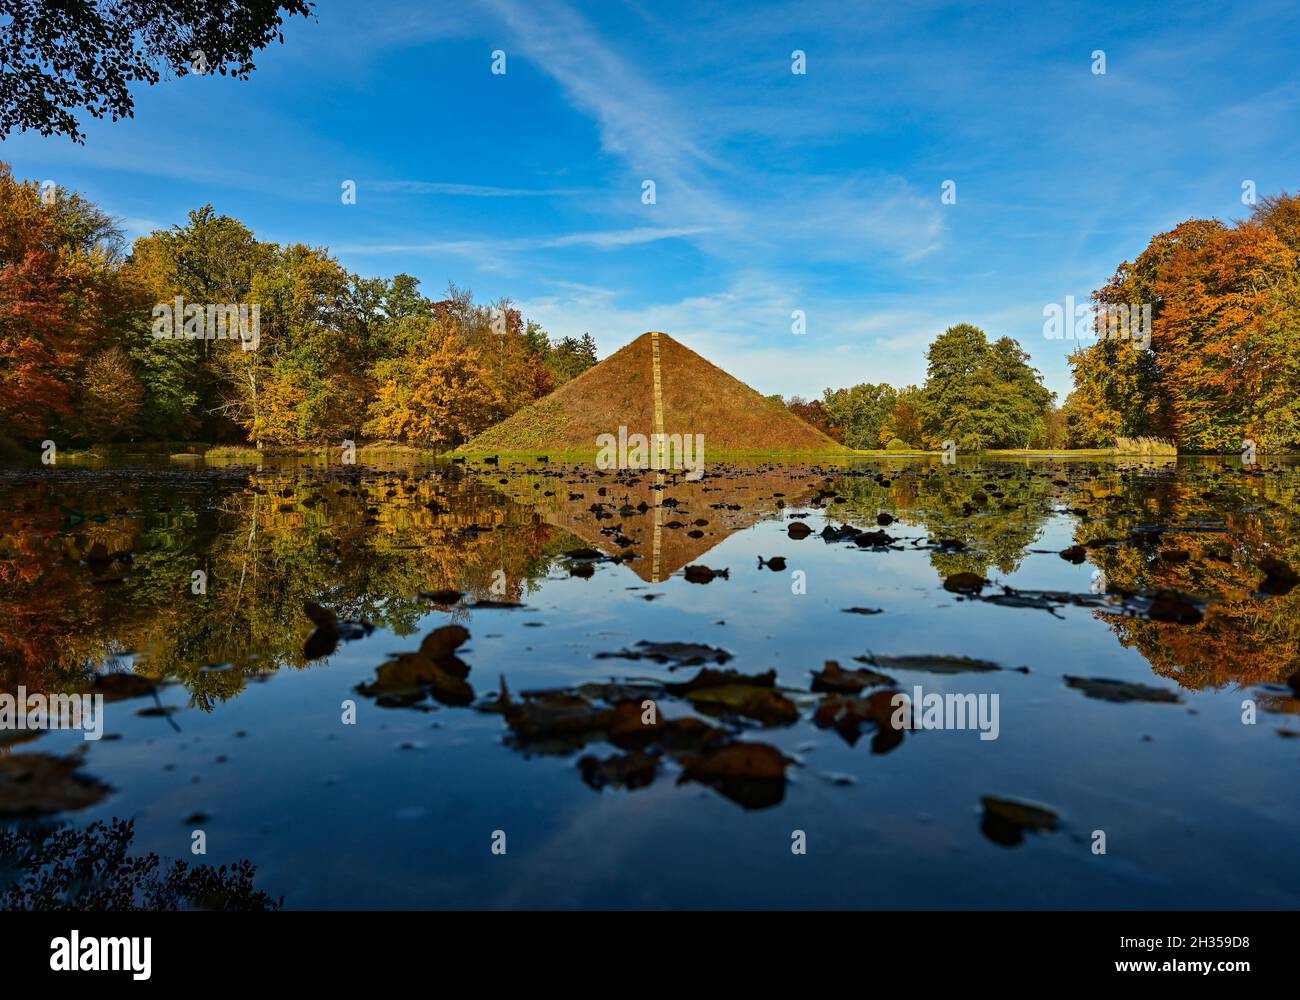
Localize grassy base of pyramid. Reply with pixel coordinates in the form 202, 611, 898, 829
460, 332, 849, 456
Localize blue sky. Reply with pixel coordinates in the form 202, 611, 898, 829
5, 0, 1299, 400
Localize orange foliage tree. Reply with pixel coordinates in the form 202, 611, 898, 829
364, 332, 507, 446
1071, 197, 1300, 451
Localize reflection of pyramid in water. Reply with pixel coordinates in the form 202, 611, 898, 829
491, 465, 828, 583
465, 331, 844, 455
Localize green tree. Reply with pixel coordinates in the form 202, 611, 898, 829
919, 324, 1053, 449
821, 383, 897, 449
545, 333, 598, 384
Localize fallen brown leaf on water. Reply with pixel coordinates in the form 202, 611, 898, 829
303, 602, 338, 630
0, 753, 111, 815
356, 624, 475, 706
1063, 676, 1181, 704
665, 667, 775, 694
596, 641, 733, 667
575, 681, 666, 704
658, 717, 728, 755
685, 685, 799, 726
855, 653, 1011, 674
811, 659, 895, 693
604, 699, 665, 746
90, 672, 158, 702
419, 624, 470, 659
420, 589, 463, 605
302, 602, 373, 660
578, 751, 658, 791
679, 742, 791, 809
813, 690, 904, 752
1259, 556, 1298, 596
683, 564, 729, 583
980, 796, 1060, 847
357, 652, 474, 706
1145, 590, 1204, 625
943, 572, 987, 594
787, 522, 812, 540
497, 681, 611, 740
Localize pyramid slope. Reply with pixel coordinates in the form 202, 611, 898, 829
463, 332, 845, 454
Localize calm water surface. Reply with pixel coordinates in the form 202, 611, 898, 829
2, 454, 1298, 909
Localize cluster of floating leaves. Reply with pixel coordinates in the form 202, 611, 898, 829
343, 598, 1294, 839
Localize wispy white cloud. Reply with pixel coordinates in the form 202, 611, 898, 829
367, 180, 590, 198
335, 225, 709, 255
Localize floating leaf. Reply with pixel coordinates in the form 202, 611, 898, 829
578, 751, 657, 791
1064, 676, 1181, 704
811, 659, 895, 693
683, 564, 729, 583
943, 572, 987, 594
855, 653, 1011, 674
685, 685, 798, 726
597, 641, 733, 667
679, 742, 791, 809
981, 796, 1060, 847
665, 667, 775, 694
0, 753, 110, 816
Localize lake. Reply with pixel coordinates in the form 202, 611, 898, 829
2, 453, 1298, 909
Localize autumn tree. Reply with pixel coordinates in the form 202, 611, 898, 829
786, 396, 839, 440
878, 385, 923, 446
1072, 200, 1300, 451
365, 332, 506, 446
0, 163, 127, 443
0, 163, 581, 452
80, 346, 144, 441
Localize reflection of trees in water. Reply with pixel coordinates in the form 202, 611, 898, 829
1074, 463, 1300, 687
0, 818, 280, 911
824, 462, 1059, 579
4, 457, 1300, 697
826, 458, 1300, 688
0, 468, 584, 703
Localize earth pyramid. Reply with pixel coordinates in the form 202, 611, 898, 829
463, 331, 844, 456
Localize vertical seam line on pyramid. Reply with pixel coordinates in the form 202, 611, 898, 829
651, 331, 665, 441
651, 332, 664, 583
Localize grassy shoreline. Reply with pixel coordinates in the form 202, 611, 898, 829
19, 442, 1294, 467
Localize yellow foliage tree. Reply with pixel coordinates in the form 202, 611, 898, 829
364, 333, 505, 446
252, 367, 307, 445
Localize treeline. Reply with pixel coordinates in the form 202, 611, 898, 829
1065, 192, 1300, 452
0, 162, 596, 452
788, 323, 1056, 451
